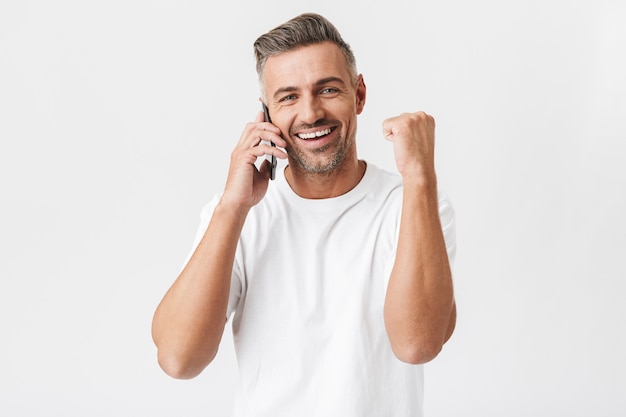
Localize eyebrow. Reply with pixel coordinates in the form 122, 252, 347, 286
272, 76, 347, 100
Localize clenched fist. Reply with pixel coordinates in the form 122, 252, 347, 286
382, 112, 437, 184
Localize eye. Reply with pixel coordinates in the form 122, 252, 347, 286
279, 94, 298, 102
321, 87, 339, 95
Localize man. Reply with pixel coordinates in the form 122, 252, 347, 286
152, 12, 456, 416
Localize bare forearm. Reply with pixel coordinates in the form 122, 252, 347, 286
384, 178, 455, 364
152, 202, 248, 379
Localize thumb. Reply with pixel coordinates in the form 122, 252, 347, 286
382, 120, 395, 141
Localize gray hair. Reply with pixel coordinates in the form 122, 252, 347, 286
254, 13, 358, 98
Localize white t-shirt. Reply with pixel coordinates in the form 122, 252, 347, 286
189, 162, 456, 417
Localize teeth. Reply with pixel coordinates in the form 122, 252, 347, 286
298, 128, 332, 140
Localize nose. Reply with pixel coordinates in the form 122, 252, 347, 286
298, 95, 325, 125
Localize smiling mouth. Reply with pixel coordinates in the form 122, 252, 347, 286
296, 127, 335, 140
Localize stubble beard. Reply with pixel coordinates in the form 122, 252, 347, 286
287, 130, 355, 176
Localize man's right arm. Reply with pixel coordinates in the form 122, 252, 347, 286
151, 201, 248, 379
151, 111, 286, 379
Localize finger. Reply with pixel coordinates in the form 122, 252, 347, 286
256, 110, 281, 134
245, 142, 288, 160
260, 143, 289, 160
382, 128, 393, 141
382, 116, 401, 140
237, 126, 283, 152
382, 123, 396, 141
253, 111, 285, 147
261, 132, 287, 149
258, 123, 285, 147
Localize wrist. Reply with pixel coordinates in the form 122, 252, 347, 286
400, 166, 437, 190
215, 197, 252, 218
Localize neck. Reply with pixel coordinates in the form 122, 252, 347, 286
285, 158, 366, 199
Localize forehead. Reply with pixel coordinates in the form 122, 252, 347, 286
263, 42, 352, 96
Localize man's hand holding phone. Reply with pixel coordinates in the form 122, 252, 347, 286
220, 109, 287, 211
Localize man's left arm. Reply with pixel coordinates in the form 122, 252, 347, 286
382, 112, 456, 365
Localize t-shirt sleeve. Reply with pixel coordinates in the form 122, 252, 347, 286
181, 194, 221, 268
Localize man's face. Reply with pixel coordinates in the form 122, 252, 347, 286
262, 42, 366, 175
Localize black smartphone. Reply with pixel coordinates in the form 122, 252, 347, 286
262, 103, 278, 180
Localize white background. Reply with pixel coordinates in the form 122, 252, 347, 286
1, 0, 625, 415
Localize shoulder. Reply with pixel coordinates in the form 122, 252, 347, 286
362, 162, 403, 197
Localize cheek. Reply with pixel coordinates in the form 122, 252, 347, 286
273, 111, 295, 137
278, 106, 311, 137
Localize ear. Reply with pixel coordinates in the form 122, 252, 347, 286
355, 74, 366, 115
